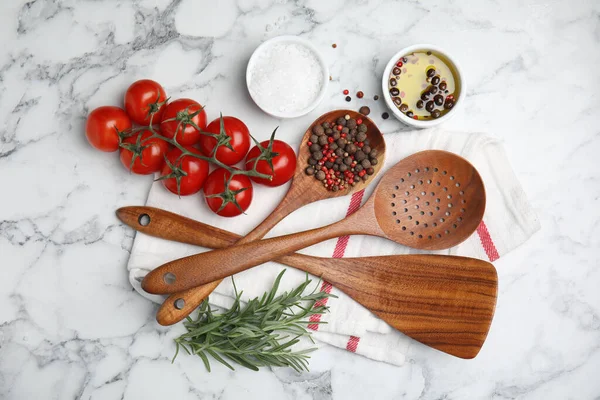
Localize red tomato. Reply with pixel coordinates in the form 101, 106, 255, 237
124, 79, 167, 125
85, 106, 132, 152
160, 147, 210, 196
199, 116, 251, 166
119, 130, 169, 175
203, 168, 253, 217
160, 98, 207, 146
244, 139, 296, 186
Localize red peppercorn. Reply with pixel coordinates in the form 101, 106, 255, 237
356, 91, 364, 99
356, 118, 363, 125
358, 142, 364, 148
322, 150, 327, 155
349, 179, 354, 184
335, 171, 340, 177
329, 157, 335, 162
341, 133, 346, 138
327, 179, 333, 185
351, 162, 357, 167
413, 115, 418, 120
324, 144, 329, 149
321, 166, 327, 172
328, 137, 334, 143
359, 170, 366, 177
307, 141, 312, 146
396, 61, 403, 67
343, 89, 349, 95
336, 125, 343, 131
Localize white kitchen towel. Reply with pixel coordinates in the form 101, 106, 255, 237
126, 128, 540, 366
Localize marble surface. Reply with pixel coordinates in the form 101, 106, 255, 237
0, 0, 599, 399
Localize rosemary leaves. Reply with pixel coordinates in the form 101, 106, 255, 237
173, 270, 334, 372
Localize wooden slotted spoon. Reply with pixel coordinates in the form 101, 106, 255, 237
118, 206, 497, 359
142, 150, 487, 293
147, 110, 386, 326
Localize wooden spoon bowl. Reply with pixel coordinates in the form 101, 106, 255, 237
153, 109, 386, 325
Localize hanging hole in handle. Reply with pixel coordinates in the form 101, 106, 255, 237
138, 213, 151, 226
174, 298, 185, 310
164, 272, 176, 285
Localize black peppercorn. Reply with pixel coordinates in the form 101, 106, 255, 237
308, 157, 318, 166
329, 142, 338, 151
432, 76, 440, 85
361, 159, 371, 168
355, 150, 366, 161
316, 171, 326, 181
310, 143, 321, 152
420, 92, 430, 101
336, 117, 347, 126
349, 128, 357, 136
358, 124, 367, 133
310, 134, 318, 143
430, 86, 438, 94
439, 81, 447, 91
325, 128, 333, 135
335, 147, 345, 157
345, 96, 351, 102
425, 101, 435, 112
335, 157, 343, 165
400, 103, 409, 112
366, 167, 375, 175
389, 78, 397, 86
356, 132, 367, 142
346, 119, 357, 129
359, 106, 371, 116
337, 138, 347, 147
370, 158, 378, 165
434, 94, 444, 106
392, 67, 401, 75
343, 156, 353, 165
346, 143, 357, 154
374, 95, 379, 100
390, 87, 400, 96
406, 111, 414, 118
341, 127, 349, 134
444, 98, 455, 110
354, 164, 364, 172
339, 164, 348, 172
431, 109, 441, 118
332, 131, 341, 141
416, 100, 424, 109
305, 166, 315, 175
318, 136, 328, 146
369, 149, 378, 158
426, 68, 435, 78
382, 112, 389, 119
325, 161, 333, 168
322, 122, 331, 129
312, 125, 325, 135
312, 151, 323, 160
363, 145, 371, 154
333, 164, 339, 171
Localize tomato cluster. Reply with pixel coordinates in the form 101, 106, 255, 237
85, 79, 296, 217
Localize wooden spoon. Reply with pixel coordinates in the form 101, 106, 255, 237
143, 150, 486, 294
118, 206, 497, 359
150, 110, 386, 326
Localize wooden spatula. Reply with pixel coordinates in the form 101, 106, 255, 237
143, 150, 486, 294
150, 109, 387, 326
118, 206, 497, 359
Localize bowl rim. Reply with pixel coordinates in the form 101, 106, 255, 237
246, 35, 329, 119
381, 44, 465, 128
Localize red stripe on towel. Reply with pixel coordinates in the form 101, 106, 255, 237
477, 220, 500, 261
346, 336, 360, 352
308, 190, 365, 331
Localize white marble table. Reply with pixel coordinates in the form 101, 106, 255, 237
1, 0, 599, 399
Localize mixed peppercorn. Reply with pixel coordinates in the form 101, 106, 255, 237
304, 115, 378, 191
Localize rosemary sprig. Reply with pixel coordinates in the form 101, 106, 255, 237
172, 270, 334, 372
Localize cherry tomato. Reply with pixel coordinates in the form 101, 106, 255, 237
203, 168, 253, 217
244, 139, 296, 187
85, 106, 131, 152
119, 130, 169, 175
124, 79, 167, 125
199, 116, 251, 166
160, 147, 209, 196
160, 98, 207, 146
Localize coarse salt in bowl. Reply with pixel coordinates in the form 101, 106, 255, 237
246, 36, 329, 119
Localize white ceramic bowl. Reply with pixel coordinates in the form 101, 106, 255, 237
246, 36, 329, 119
382, 44, 465, 128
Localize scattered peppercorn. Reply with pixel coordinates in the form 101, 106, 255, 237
382, 112, 389, 119
343, 89, 349, 95
332, 43, 337, 48
356, 91, 364, 99
359, 106, 371, 116
345, 96, 351, 102
374, 95, 379, 100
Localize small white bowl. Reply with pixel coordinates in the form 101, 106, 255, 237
382, 44, 465, 128
246, 36, 329, 119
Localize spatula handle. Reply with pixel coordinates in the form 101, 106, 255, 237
141, 216, 359, 294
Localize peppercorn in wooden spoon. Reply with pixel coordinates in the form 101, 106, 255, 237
143, 150, 485, 293
118, 206, 497, 359
147, 109, 386, 326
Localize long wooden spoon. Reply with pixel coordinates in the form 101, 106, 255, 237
149, 110, 386, 326
143, 150, 487, 294
118, 206, 497, 359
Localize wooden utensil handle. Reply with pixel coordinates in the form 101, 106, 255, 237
141, 215, 360, 295
117, 207, 326, 324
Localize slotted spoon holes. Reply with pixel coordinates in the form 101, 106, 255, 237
379, 151, 484, 249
